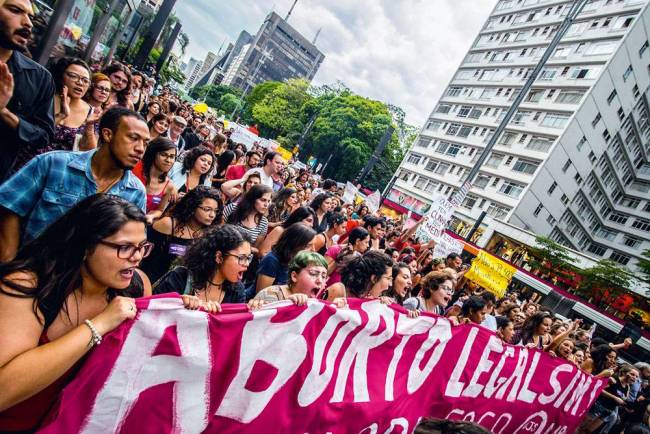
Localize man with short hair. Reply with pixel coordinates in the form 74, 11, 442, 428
446, 252, 463, 272
243, 151, 283, 189
322, 179, 338, 193
363, 215, 386, 250
168, 115, 186, 150
0, 0, 55, 182
0, 107, 150, 260
480, 291, 498, 331
226, 150, 261, 181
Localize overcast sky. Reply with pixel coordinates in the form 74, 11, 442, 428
173, 0, 497, 126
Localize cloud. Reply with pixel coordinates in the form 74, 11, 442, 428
173, 0, 496, 125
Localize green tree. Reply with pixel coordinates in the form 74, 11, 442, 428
190, 84, 242, 109
577, 259, 632, 303
219, 93, 243, 116
251, 79, 312, 139
526, 236, 577, 280
242, 81, 283, 124
638, 249, 650, 285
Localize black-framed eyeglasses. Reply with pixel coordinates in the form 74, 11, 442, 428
95, 86, 111, 93
224, 253, 254, 265
99, 240, 154, 259
65, 71, 91, 86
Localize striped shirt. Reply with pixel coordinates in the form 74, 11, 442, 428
223, 202, 268, 244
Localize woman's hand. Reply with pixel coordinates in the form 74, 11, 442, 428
288, 293, 308, 306
332, 297, 347, 308
92, 296, 137, 335
181, 295, 221, 313
85, 107, 102, 125
59, 86, 70, 119
247, 299, 265, 310
407, 309, 420, 318
378, 296, 395, 305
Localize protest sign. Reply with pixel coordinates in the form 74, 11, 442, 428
415, 193, 454, 243
342, 182, 358, 204
365, 190, 381, 213
229, 124, 260, 150
465, 250, 517, 298
39, 296, 604, 434
433, 233, 464, 258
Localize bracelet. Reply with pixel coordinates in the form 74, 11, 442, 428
84, 319, 103, 348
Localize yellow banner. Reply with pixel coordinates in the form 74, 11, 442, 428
277, 147, 293, 162
464, 251, 516, 298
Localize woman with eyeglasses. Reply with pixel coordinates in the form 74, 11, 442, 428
14, 57, 96, 170
153, 225, 251, 308
138, 137, 178, 222
0, 195, 154, 431
140, 186, 222, 284
252, 251, 329, 306
254, 223, 316, 294
312, 212, 347, 255
403, 269, 456, 316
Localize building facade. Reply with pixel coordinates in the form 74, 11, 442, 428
183, 58, 203, 91
220, 11, 324, 90
392, 0, 650, 271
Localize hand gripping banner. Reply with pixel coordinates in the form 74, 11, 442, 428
38, 295, 605, 434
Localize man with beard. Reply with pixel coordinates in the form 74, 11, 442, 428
0, 0, 55, 182
0, 108, 149, 261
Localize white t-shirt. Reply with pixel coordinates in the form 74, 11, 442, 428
481, 314, 498, 332
244, 167, 273, 188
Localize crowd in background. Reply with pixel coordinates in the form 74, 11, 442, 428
0, 2, 648, 432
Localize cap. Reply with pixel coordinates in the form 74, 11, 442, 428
172, 115, 187, 126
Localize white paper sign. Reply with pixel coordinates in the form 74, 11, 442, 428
342, 182, 358, 204
415, 193, 454, 242
366, 190, 381, 213
433, 233, 464, 258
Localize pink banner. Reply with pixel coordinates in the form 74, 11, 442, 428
39, 295, 605, 434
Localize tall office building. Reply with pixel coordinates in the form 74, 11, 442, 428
183, 57, 203, 91
220, 11, 324, 90
391, 0, 650, 271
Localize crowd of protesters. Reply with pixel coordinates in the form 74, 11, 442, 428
0, 1, 648, 433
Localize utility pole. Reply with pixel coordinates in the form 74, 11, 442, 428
450, 0, 589, 207
133, 0, 178, 69
355, 125, 394, 185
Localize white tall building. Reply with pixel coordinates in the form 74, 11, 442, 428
183, 58, 203, 92
391, 0, 650, 271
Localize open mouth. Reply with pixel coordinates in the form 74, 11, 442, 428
120, 267, 135, 280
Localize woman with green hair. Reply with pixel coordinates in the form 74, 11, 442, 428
252, 251, 329, 306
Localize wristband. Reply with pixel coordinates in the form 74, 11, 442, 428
84, 319, 103, 348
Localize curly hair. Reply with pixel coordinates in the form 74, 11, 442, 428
341, 251, 393, 298
181, 145, 215, 184
142, 137, 177, 183
272, 223, 316, 265
183, 225, 251, 291
309, 192, 332, 213
102, 62, 132, 107
519, 311, 553, 346
227, 184, 272, 225
420, 269, 455, 299
269, 187, 297, 222
169, 186, 222, 231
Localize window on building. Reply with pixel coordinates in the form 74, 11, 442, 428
505, 156, 514, 165
461, 194, 478, 210
562, 159, 572, 173
623, 236, 641, 248
499, 181, 524, 198
415, 137, 432, 148
640, 41, 649, 57
407, 154, 422, 165
512, 159, 539, 174
457, 105, 472, 117
603, 129, 611, 142
609, 251, 630, 265
447, 87, 463, 97
556, 90, 585, 104
592, 113, 601, 127
577, 136, 587, 151
587, 243, 607, 256
526, 89, 544, 102
617, 107, 625, 121
608, 212, 629, 225
623, 65, 633, 82
435, 162, 450, 175
588, 151, 597, 164
607, 89, 617, 105
620, 197, 640, 209
547, 214, 556, 225
561, 194, 569, 205
540, 113, 569, 128
474, 174, 490, 189
632, 219, 650, 232
548, 181, 557, 195
534, 203, 543, 216
526, 137, 553, 152
596, 226, 617, 241
485, 153, 505, 168
486, 202, 511, 219
500, 132, 517, 146
574, 173, 583, 185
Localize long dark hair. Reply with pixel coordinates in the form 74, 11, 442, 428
215, 150, 236, 175
181, 145, 215, 184
142, 137, 176, 183
102, 62, 132, 107
383, 262, 410, 303
0, 195, 146, 328
168, 186, 222, 231
269, 187, 296, 222
272, 223, 316, 265
147, 113, 168, 131
183, 224, 251, 291
341, 251, 393, 298
282, 206, 316, 229
519, 311, 553, 345
51, 56, 90, 94
228, 184, 272, 225
310, 193, 332, 213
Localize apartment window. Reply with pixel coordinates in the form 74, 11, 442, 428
526, 89, 544, 102
608, 212, 629, 225
547, 89, 556, 99
623, 65, 633, 82
547, 214, 557, 225
633, 84, 640, 99
562, 159, 572, 173
602, 129, 611, 142
572, 68, 590, 79
640, 41, 649, 57
596, 227, 617, 241
574, 173, 583, 185
447, 87, 463, 97
500, 132, 517, 146
415, 137, 432, 148
609, 251, 630, 266
577, 136, 586, 151
492, 177, 500, 187
435, 162, 450, 175
474, 174, 490, 189
620, 197, 640, 209
425, 120, 442, 131
539, 69, 556, 80
505, 156, 514, 165
587, 243, 607, 256
406, 154, 422, 165
588, 151, 596, 164
457, 106, 472, 117
435, 141, 462, 157
527, 137, 553, 152
561, 194, 569, 205
548, 181, 557, 195
533, 203, 543, 216
415, 177, 427, 189
518, 134, 528, 144
592, 113, 601, 127
623, 236, 641, 248
617, 107, 625, 121
540, 113, 569, 128
461, 194, 478, 210
556, 90, 584, 104
486, 153, 505, 168
436, 104, 451, 114
512, 159, 539, 174
632, 219, 650, 232
607, 90, 617, 105
486, 202, 511, 219
424, 160, 438, 173
499, 181, 524, 198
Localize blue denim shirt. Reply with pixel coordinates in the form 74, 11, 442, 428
0, 149, 146, 241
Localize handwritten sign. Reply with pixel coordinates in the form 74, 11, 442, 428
465, 250, 517, 297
